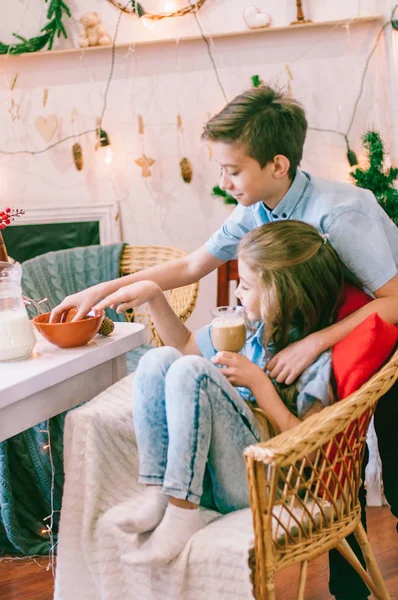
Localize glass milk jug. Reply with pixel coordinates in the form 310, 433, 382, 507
0, 261, 36, 361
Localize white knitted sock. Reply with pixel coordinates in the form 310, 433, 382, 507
115, 486, 168, 533
122, 503, 205, 565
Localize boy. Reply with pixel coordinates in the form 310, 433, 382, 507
52, 85, 398, 599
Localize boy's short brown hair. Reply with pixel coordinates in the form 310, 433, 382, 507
202, 85, 307, 179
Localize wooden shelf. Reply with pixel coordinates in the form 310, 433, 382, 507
0, 15, 384, 59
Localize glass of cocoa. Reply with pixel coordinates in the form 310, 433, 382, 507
210, 306, 246, 353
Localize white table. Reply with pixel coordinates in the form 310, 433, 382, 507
0, 322, 145, 441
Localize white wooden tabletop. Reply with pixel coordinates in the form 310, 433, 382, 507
0, 322, 145, 408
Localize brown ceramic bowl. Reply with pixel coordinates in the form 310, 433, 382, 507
33, 310, 104, 348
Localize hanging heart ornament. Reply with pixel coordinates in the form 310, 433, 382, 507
243, 6, 272, 29
34, 115, 58, 142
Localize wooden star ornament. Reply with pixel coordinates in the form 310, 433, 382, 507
9, 99, 20, 122
135, 154, 155, 177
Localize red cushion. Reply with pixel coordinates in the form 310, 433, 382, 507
336, 281, 372, 322
333, 281, 398, 398
333, 312, 398, 399
321, 283, 398, 499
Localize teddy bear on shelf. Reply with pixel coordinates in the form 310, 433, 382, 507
79, 12, 112, 47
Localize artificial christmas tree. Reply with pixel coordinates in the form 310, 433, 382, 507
351, 131, 398, 226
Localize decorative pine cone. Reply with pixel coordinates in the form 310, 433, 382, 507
98, 316, 115, 336
72, 142, 84, 171
180, 157, 193, 183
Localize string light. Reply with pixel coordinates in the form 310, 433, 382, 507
95, 123, 113, 165
185, 2, 398, 167
39, 424, 56, 575
308, 7, 398, 165
142, 17, 154, 30
0, 4, 395, 577
106, 0, 207, 20
103, 147, 113, 165
187, 0, 228, 103
0, 3, 394, 168
0, 0, 128, 156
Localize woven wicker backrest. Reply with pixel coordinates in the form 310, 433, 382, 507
119, 245, 199, 346
245, 346, 398, 583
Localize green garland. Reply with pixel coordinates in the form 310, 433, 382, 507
350, 131, 398, 226
0, 0, 71, 55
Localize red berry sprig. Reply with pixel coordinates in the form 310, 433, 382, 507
0, 208, 25, 230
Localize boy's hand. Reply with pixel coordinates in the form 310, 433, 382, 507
93, 281, 162, 313
211, 351, 268, 390
267, 332, 324, 384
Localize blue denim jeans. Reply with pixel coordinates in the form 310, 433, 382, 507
132, 346, 263, 514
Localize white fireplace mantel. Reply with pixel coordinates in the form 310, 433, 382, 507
9, 203, 122, 245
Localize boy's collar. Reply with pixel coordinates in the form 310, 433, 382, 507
260, 169, 309, 220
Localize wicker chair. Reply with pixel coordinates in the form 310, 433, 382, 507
119, 244, 199, 347
244, 348, 398, 600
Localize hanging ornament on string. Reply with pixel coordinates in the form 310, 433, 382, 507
34, 115, 58, 142
177, 114, 193, 183
180, 157, 193, 183
72, 143, 83, 170
95, 117, 112, 165
71, 108, 83, 171
8, 73, 21, 122
10, 73, 18, 91
9, 99, 20, 122
31, 85, 59, 142
135, 154, 155, 177
134, 115, 155, 177
285, 64, 294, 97
43, 88, 49, 108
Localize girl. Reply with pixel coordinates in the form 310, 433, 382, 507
96, 220, 344, 565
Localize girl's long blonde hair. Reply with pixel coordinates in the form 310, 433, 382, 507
238, 220, 345, 413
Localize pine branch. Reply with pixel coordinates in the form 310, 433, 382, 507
0, 33, 50, 54
251, 75, 263, 88
42, 0, 71, 50
351, 130, 398, 226
212, 185, 237, 205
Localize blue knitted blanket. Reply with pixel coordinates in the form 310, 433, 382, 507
0, 244, 127, 555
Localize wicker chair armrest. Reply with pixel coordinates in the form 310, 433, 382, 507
245, 348, 398, 467
119, 245, 199, 346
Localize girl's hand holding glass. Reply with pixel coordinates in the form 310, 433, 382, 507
211, 351, 266, 390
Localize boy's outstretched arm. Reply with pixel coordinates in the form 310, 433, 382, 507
50, 245, 224, 322
268, 275, 398, 385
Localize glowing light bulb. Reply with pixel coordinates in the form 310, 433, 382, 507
164, 0, 178, 11
95, 125, 113, 166
104, 146, 113, 165
142, 16, 154, 29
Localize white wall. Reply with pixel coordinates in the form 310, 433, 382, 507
0, 0, 396, 328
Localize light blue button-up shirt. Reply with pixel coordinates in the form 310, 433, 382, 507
195, 322, 332, 420
205, 170, 398, 293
